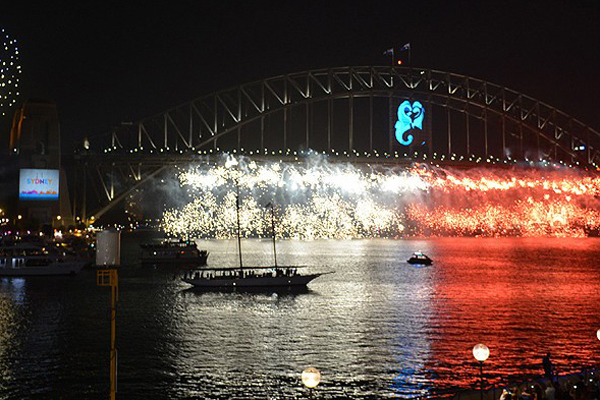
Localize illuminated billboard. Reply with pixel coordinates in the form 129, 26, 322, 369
19, 169, 59, 200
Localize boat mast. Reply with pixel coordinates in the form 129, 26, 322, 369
269, 202, 277, 267
236, 185, 243, 271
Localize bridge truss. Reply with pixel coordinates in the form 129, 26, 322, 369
74, 66, 600, 222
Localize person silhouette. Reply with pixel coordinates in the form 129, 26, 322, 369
543, 352, 553, 380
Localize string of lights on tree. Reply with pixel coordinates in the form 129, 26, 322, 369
0, 28, 21, 117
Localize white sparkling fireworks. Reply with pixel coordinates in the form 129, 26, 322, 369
161, 155, 417, 239
0, 28, 21, 117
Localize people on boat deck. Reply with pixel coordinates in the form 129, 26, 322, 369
543, 352, 554, 381
183, 268, 300, 280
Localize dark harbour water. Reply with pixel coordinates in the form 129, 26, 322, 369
0, 235, 599, 399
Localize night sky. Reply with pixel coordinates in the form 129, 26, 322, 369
1, 1, 599, 152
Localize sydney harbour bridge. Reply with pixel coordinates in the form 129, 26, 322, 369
73, 65, 600, 226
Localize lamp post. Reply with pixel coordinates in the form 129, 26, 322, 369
302, 367, 321, 397
473, 344, 489, 400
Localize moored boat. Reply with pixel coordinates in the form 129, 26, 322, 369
0, 243, 87, 276
182, 266, 325, 288
140, 238, 209, 265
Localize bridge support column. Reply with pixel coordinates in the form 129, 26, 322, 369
327, 99, 332, 151
484, 108, 488, 157
520, 123, 524, 159
369, 96, 373, 152
349, 95, 354, 151
502, 114, 506, 157
388, 94, 393, 154
82, 163, 87, 222
260, 116, 265, 150
284, 107, 288, 150
466, 113, 470, 155
305, 102, 310, 149
447, 107, 452, 155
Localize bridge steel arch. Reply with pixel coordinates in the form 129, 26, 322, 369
78, 66, 600, 222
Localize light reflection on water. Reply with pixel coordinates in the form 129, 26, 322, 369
0, 236, 598, 398
0, 279, 21, 394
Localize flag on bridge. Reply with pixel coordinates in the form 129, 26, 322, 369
399, 43, 410, 52
383, 48, 394, 56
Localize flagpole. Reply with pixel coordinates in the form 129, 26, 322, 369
390, 49, 394, 85
388, 47, 394, 154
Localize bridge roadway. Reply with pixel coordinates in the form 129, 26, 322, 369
77, 150, 579, 171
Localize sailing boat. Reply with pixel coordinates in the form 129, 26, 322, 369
182, 196, 329, 288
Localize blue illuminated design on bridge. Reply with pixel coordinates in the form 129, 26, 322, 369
395, 100, 424, 146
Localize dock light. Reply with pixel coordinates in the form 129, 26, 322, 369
473, 343, 489, 362
302, 367, 321, 389
473, 344, 489, 400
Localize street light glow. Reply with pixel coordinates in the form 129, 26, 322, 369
301, 367, 321, 389
473, 344, 490, 362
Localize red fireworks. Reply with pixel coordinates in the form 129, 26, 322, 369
406, 166, 600, 237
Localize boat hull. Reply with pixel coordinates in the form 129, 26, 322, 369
0, 261, 87, 276
407, 259, 432, 266
182, 273, 322, 288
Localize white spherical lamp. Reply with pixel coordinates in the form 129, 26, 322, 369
302, 367, 321, 389
473, 344, 490, 362
597, 329, 600, 341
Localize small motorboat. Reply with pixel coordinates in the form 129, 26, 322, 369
407, 251, 433, 265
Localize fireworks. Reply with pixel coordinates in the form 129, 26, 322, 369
409, 167, 600, 237
0, 28, 21, 117
160, 155, 600, 239
161, 155, 411, 239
